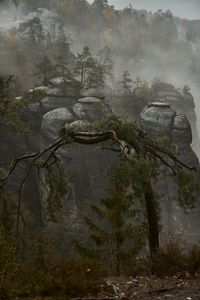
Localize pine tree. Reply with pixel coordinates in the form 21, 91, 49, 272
96, 46, 114, 81
19, 17, 44, 45
93, 0, 109, 11
75, 46, 94, 86
119, 70, 133, 91
75, 160, 145, 275
55, 55, 70, 78
0, 75, 29, 132
87, 59, 104, 89
35, 56, 54, 85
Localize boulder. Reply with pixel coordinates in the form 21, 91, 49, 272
73, 97, 106, 121
140, 102, 200, 241
140, 102, 176, 139
41, 107, 73, 141
172, 114, 199, 167
172, 114, 192, 146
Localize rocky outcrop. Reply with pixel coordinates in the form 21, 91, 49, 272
140, 103, 176, 139
140, 102, 200, 242
140, 102, 199, 169
151, 82, 199, 152
1, 78, 199, 242
113, 81, 200, 156
41, 107, 73, 142
39, 88, 114, 227
172, 114, 199, 167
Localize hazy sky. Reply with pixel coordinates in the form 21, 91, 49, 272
89, 0, 200, 20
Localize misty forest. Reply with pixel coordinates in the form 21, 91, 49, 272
0, 0, 200, 299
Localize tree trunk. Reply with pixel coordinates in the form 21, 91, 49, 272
145, 181, 159, 256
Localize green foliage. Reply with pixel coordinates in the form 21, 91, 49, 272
39, 164, 71, 223
35, 55, 55, 84
28, 234, 52, 270
151, 240, 185, 275
0, 194, 16, 237
22, 89, 46, 104
75, 45, 114, 88
55, 54, 70, 78
119, 70, 133, 90
151, 241, 200, 275
138, 82, 151, 103
19, 16, 44, 45
185, 244, 200, 273
48, 259, 104, 297
0, 233, 104, 298
92, 114, 138, 143
0, 75, 30, 133
0, 235, 19, 279
75, 159, 145, 275
176, 171, 200, 211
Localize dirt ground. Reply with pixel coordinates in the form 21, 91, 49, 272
86, 273, 200, 300
20, 273, 200, 300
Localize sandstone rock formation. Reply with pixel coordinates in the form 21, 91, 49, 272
140, 102, 200, 242
1, 78, 199, 243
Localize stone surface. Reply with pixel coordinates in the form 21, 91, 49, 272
73, 99, 107, 121
41, 107, 73, 141
140, 101, 200, 241
1, 79, 200, 241
140, 102, 176, 139
172, 114, 192, 145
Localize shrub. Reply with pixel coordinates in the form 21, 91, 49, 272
185, 244, 200, 273
48, 259, 106, 297
151, 241, 185, 275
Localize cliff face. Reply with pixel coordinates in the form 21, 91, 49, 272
3, 79, 114, 231
151, 82, 199, 152
140, 102, 200, 241
0, 79, 199, 241
114, 81, 200, 156
39, 91, 113, 227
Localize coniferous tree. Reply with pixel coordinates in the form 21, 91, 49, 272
35, 56, 54, 85
75, 46, 94, 86
75, 160, 145, 275
19, 17, 44, 45
119, 70, 133, 92
0, 75, 28, 132
96, 46, 114, 80
93, 0, 108, 11
55, 55, 70, 78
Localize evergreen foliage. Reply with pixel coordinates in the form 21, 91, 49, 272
0, 75, 30, 133
75, 46, 114, 89
75, 160, 146, 275
35, 55, 54, 85
119, 70, 133, 91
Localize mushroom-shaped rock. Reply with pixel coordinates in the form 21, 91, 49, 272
77, 97, 102, 104
69, 120, 90, 129
28, 86, 49, 93
80, 88, 105, 99
172, 114, 192, 146
49, 77, 65, 86
73, 103, 87, 119
41, 107, 73, 141
140, 102, 176, 138
73, 97, 106, 121
151, 82, 181, 103
172, 114, 199, 168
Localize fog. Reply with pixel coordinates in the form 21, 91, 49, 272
0, 0, 200, 153
88, 0, 200, 20
0, 0, 200, 264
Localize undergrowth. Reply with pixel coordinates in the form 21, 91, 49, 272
0, 236, 200, 299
